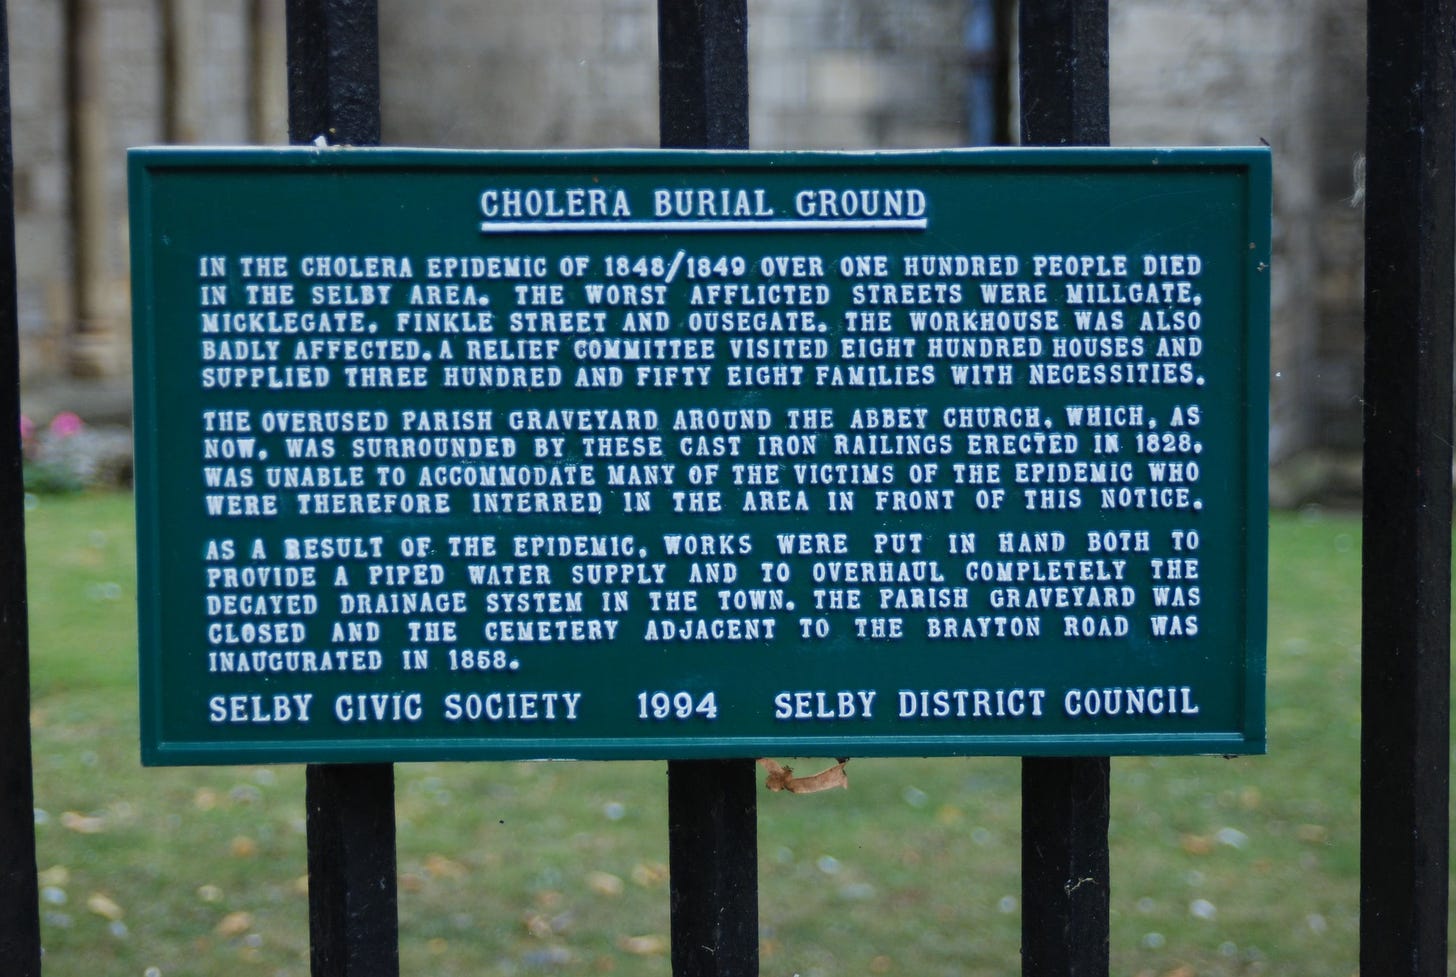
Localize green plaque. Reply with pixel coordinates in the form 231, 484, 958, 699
129, 147, 1269, 764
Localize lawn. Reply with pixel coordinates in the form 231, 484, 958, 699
22, 492, 1418, 975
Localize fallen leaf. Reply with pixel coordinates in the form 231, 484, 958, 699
229, 836, 258, 858
38, 866, 70, 887
60, 811, 105, 834
215, 911, 252, 938
758, 758, 849, 794
618, 935, 666, 956
196, 884, 224, 903
1215, 827, 1249, 849
587, 871, 624, 897
399, 873, 424, 893
1180, 834, 1212, 855
86, 893, 123, 921
193, 788, 219, 811
631, 862, 668, 887
1296, 824, 1329, 844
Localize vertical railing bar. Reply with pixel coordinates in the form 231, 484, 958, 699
0, 1, 41, 974
305, 764, 398, 977
286, 0, 380, 148
658, 3, 756, 976
666, 759, 758, 977
1017, 2, 1110, 976
284, 3, 396, 977
1019, 757, 1110, 975
1018, 0, 1108, 148
992, 0, 1016, 146
1359, 0, 1454, 974
659, 0, 748, 152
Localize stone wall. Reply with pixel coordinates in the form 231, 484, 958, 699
1308, 1, 1364, 456
747, 0, 975, 150
10, 0, 70, 379
378, 0, 973, 151
380, 0, 661, 150
10, 0, 261, 384
72, 0, 166, 377
1109, 0, 1337, 466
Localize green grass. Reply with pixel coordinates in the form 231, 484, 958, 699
21, 494, 1413, 975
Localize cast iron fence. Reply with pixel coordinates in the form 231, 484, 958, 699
0, 0, 1450, 974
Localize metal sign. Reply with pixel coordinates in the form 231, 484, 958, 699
129, 147, 1268, 764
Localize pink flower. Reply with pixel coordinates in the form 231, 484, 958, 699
19, 414, 33, 442
49, 411, 84, 438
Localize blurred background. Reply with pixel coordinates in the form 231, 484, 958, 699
18, 3, 1393, 976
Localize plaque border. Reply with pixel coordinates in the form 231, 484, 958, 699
129, 146, 1270, 765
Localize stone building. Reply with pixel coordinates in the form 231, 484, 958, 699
10, 0, 1365, 484
1109, 0, 1365, 496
